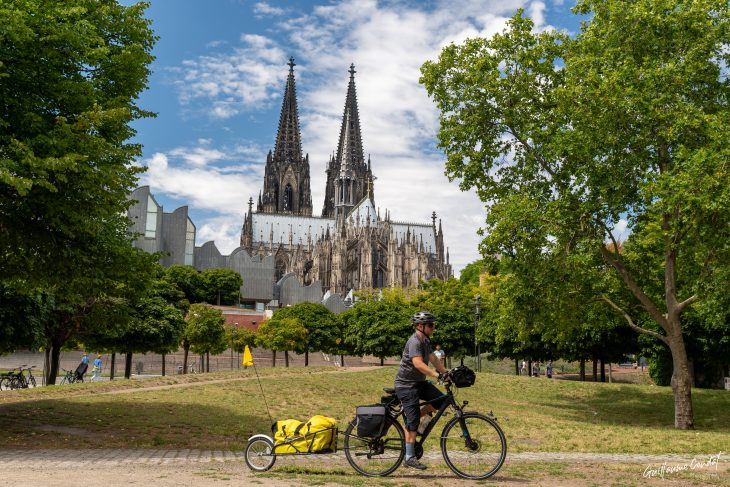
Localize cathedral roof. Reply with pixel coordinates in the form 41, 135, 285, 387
391, 222, 437, 253
251, 212, 334, 246
273, 57, 303, 165
346, 195, 377, 226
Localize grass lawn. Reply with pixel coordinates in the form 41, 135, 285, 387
0, 366, 727, 454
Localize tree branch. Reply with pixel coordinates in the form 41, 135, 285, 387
677, 294, 699, 313
505, 124, 557, 178
599, 245, 669, 331
600, 295, 669, 345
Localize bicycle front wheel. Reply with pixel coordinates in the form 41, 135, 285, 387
344, 415, 405, 477
440, 412, 507, 479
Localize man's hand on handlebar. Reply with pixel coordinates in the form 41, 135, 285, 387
438, 371, 452, 384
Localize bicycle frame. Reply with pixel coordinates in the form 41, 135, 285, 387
390, 382, 476, 451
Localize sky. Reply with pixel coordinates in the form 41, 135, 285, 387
125, 0, 589, 276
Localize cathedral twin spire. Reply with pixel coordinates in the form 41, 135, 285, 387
259, 57, 312, 216
323, 63, 374, 219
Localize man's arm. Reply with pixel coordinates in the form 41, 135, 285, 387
412, 355, 448, 378
429, 353, 448, 374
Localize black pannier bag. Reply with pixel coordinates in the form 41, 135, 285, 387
450, 365, 476, 388
355, 405, 387, 438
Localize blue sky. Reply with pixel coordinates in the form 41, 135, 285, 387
125, 0, 592, 275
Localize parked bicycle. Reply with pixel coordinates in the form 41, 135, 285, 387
60, 368, 83, 385
0, 368, 21, 390
0, 365, 37, 390
343, 366, 507, 479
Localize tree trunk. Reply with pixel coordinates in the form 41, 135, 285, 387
161, 353, 166, 377
515, 359, 520, 376
206, 351, 210, 373
200, 354, 204, 372
124, 353, 132, 379
668, 332, 694, 429
460, 357, 464, 366
340, 354, 345, 367
48, 340, 62, 385
183, 342, 189, 374
272, 350, 276, 367
285, 351, 289, 367
110, 353, 116, 380
44, 348, 50, 385
592, 357, 598, 382
527, 360, 532, 377
579, 359, 586, 381
305, 351, 309, 366
600, 358, 606, 383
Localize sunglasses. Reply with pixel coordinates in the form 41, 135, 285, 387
424, 323, 436, 328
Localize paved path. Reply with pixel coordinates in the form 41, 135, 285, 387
0, 449, 722, 487
0, 448, 703, 466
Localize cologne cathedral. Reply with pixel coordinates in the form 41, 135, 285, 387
240, 59, 451, 294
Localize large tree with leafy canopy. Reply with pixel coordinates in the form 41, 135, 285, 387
0, 0, 155, 287
421, 0, 730, 429
0, 0, 156, 376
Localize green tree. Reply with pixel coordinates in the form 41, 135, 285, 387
343, 289, 416, 366
412, 278, 478, 364
273, 303, 338, 366
164, 265, 203, 304
200, 268, 242, 305
256, 317, 308, 367
183, 304, 226, 373
0, 0, 156, 381
458, 260, 486, 287
421, 1, 730, 429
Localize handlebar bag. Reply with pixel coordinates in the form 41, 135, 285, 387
450, 365, 476, 388
355, 405, 387, 438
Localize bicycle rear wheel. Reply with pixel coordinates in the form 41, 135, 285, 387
440, 412, 506, 479
344, 416, 405, 477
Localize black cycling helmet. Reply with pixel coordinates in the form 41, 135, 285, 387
412, 311, 436, 325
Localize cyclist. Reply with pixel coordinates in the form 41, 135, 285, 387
394, 311, 449, 470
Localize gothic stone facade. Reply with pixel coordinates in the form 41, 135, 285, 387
240, 59, 451, 295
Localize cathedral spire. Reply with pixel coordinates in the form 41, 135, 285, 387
273, 57, 303, 165
336, 63, 365, 170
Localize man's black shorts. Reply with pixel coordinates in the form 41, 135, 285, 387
395, 381, 447, 432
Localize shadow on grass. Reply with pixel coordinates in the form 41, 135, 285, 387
0, 398, 269, 449
549, 383, 730, 430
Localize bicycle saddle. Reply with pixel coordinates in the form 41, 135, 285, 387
383, 387, 395, 394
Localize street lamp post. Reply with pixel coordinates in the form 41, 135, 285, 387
474, 294, 481, 372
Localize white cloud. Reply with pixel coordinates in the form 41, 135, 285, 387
174, 35, 287, 118
253, 2, 286, 16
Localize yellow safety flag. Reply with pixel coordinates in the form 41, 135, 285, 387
243, 345, 254, 367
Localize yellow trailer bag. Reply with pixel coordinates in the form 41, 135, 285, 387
272, 419, 306, 454
305, 415, 337, 452
271, 416, 337, 454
